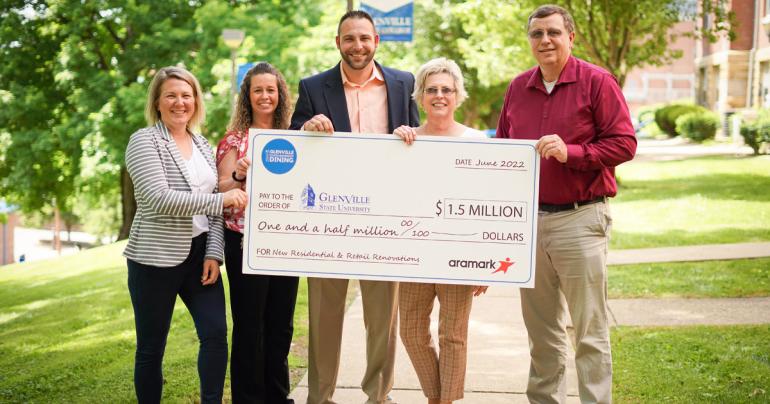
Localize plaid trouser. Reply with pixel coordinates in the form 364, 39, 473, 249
398, 282, 474, 401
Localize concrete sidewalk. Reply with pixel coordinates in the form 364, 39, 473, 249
608, 242, 770, 265
634, 137, 754, 161
609, 297, 770, 326
289, 289, 770, 403
290, 287, 579, 403
289, 242, 770, 403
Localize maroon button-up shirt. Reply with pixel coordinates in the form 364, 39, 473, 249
496, 56, 637, 205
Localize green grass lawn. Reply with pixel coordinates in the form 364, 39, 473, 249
611, 156, 770, 249
3, 154, 768, 402
609, 258, 770, 299
613, 325, 770, 403
0, 242, 309, 403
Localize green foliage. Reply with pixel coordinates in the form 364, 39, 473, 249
654, 104, 708, 137
676, 110, 720, 142
739, 110, 770, 155
0, 0, 322, 238
0, 0, 742, 239
525, 0, 734, 87
613, 325, 770, 402
0, 242, 310, 401
559, 0, 681, 87
634, 104, 665, 138
609, 258, 770, 298
612, 156, 770, 249
375, 0, 529, 129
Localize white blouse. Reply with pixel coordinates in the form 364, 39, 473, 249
185, 143, 218, 237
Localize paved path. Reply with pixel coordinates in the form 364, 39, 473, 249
634, 137, 754, 161
290, 287, 581, 403
608, 242, 770, 265
289, 241, 769, 403
290, 288, 770, 403
609, 297, 770, 326
289, 143, 767, 403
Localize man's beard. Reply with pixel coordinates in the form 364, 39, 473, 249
340, 50, 374, 71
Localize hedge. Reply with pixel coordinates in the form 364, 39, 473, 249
740, 111, 770, 155
675, 111, 719, 142
654, 104, 709, 137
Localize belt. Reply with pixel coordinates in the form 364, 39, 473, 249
539, 197, 605, 213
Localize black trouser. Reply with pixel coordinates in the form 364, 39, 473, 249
225, 228, 299, 404
127, 233, 228, 404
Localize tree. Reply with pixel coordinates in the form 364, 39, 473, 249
0, 0, 321, 240
533, 0, 734, 87
374, 0, 531, 128
0, 0, 736, 242
0, 0, 201, 238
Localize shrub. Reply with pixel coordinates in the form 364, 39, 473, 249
654, 104, 708, 137
739, 110, 770, 155
634, 105, 664, 138
675, 111, 719, 142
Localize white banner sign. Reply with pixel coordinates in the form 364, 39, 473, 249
243, 130, 539, 287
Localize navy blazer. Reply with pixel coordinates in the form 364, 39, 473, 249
290, 61, 420, 132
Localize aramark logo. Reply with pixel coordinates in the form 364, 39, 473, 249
448, 257, 515, 274
492, 258, 514, 274
301, 184, 316, 209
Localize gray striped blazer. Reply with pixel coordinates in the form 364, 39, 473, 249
123, 122, 225, 267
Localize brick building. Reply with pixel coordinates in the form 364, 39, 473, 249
695, 0, 770, 116
624, 21, 697, 114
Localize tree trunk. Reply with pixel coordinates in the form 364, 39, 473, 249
117, 165, 136, 240
616, 71, 626, 90
53, 203, 61, 254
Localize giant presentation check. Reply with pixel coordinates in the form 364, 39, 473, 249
243, 130, 539, 287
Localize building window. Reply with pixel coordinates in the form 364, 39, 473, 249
761, 62, 770, 108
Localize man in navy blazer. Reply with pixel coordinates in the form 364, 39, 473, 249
290, 10, 419, 404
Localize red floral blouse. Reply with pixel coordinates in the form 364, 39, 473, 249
216, 130, 249, 233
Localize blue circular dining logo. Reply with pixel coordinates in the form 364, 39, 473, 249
261, 138, 297, 174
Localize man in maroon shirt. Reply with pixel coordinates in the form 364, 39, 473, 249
496, 5, 636, 403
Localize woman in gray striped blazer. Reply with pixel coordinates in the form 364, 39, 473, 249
124, 66, 247, 404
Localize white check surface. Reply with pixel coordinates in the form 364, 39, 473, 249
243, 130, 539, 287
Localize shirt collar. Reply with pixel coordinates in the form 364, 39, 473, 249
526, 56, 578, 91
340, 63, 384, 87
156, 121, 196, 143
156, 121, 171, 141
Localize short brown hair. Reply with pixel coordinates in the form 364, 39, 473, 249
337, 10, 376, 36
144, 66, 206, 131
528, 5, 575, 34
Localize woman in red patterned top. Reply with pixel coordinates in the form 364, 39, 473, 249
215, 62, 296, 404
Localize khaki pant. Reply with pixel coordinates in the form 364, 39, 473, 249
399, 283, 474, 401
306, 278, 398, 404
521, 202, 613, 404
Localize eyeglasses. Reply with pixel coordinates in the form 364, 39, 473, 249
424, 86, 456, 95
528, 29, 564, 40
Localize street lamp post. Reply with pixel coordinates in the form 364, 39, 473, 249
221, 29, 245, 111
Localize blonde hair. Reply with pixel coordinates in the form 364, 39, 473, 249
412, 58, 468, 107
144, 66, 206, 131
